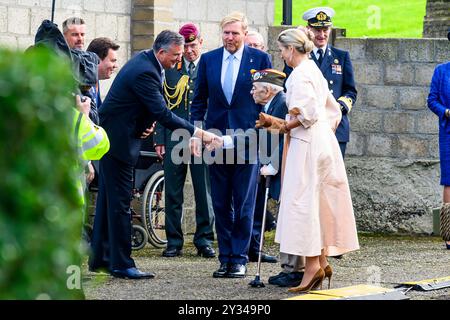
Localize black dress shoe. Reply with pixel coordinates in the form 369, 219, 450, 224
273, 271, 303, 287
110, 267, 155, 279
162, 247, 183, 257
249, 253, 278, 263
213, 263, 229, 278
197, 246, 216, 258
227, 263, 247, 278
268, 272, 288, 284
265, 222, 277, 232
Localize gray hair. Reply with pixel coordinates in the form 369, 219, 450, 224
259, 82, 284, 94
153, 30, 184, 52
246, 30, 264, 45
62, 17, 85, 34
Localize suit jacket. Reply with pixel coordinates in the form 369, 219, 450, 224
99, 50, 195, 165
259, 91, 288, 200
310, 45, 357, 142
191, 45, 272, 132
154, 59, 198, 149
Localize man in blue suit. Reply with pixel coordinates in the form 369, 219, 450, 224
191, 12, 272, 278
304, 7, 357, 157
88, 30, 215, 279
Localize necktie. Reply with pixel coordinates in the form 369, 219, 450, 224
188, 62, 195, 77
317, 48, 324, 67
223, 54, 235, 104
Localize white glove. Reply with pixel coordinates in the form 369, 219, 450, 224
260, 164, 278, 176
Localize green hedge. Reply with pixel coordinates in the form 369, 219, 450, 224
0, 47, 84, 299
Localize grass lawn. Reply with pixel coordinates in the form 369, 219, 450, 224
274, 0, 427, 38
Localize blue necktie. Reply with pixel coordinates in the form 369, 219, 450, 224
223, 54, 235, 104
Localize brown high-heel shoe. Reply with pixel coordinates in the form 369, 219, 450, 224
324, 265, 333, 289
288, 268, 325, 293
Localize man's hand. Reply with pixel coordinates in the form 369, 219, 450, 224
76, 95, 91, 117
190, 137, 202, 157
140, 121, 156, 139
86, 162, 95, 184
206, 136, 224, 151
155, 145, 165, 159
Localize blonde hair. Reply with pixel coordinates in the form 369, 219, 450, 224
277, 27, 314, 54
220, 11, 248, 31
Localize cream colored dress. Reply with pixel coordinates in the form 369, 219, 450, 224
275, 59, 359, 257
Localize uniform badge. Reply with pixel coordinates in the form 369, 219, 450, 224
252, 71, 262, 81
334, 59, 339, 64
189, 34, 196, 41
316, 12, 327, 21
331, 64, 342, 74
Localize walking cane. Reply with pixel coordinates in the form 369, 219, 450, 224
249, 175, 271, 288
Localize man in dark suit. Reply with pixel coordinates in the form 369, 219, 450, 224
304, 7, 357, 157
190, 12, 272, 278
248, 69, 288, 264
87, 37, 120, 111
88, 30, 215, 279
154, 24, 216, 259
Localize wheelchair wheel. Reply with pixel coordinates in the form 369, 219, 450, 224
142, 170, 167, 248
131, 224, 148, 251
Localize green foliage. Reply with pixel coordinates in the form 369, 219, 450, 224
274, 0, 427, 38
0, 47, 85, 299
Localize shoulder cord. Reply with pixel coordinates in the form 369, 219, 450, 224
163, 75, 189, 110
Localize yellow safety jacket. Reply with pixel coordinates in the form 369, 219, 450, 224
73, 109, 110, 205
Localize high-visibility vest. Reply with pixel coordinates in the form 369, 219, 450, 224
73, 110, 110, 163
73, 109, 110, 205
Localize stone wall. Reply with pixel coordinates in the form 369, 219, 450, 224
268, 29, 449, 234
0, 0, 132, 102
172, 0, 274, 51
423, 0, 450, 38
339, 37, 448, 234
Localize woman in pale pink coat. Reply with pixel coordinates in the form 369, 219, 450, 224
275, 27, 359, 293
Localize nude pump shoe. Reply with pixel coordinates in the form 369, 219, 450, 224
287, 268, 325, 293
324, 265, 333, 289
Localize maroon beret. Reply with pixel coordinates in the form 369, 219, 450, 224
179, 23, 199, 43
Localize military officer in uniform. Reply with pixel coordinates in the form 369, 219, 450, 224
154, 23, 216, 258
303, 7, 357, 157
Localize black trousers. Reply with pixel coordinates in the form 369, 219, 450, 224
88, 153, 135, 271
163, 149, 215, 250
339, 141, 347, 158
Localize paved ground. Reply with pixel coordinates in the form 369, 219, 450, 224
82, 233, 450, 300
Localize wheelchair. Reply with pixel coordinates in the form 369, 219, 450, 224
84, 138, 167, 250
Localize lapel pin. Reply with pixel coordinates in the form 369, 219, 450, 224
334, 59, 339, 64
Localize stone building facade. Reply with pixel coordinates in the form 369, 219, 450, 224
422, 0, 450, 38
1, 1, 448, 234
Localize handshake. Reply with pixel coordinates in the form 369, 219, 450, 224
190, 129, 225, 156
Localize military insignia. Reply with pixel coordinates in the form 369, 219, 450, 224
188, 34, 195, 41
334, 59, 339, 64
316, 12, 327, 21
252, 71, 262, 81
176, 62, 182, 70
331, 64, 342, 74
